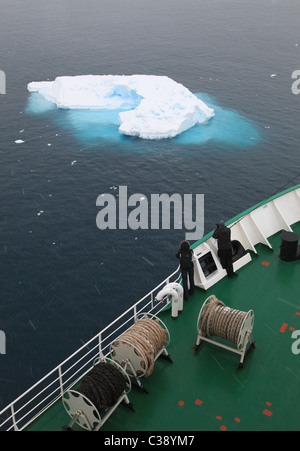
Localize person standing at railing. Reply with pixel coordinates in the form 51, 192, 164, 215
213, 220, 238, 278
176, 240, 195, 300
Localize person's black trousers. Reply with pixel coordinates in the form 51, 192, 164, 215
181, 266, 195, 300
218, 249, 234, 277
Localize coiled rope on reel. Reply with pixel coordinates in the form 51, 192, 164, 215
76, 362, 126, 410
62, 359, 132, 431
110, 313, 171, 390
195, 295, 255, 368
199, 295, 249, 346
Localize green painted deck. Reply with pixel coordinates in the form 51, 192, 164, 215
26, 223, 300, 432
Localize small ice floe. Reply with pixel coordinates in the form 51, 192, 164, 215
47, 143, 52, 147
37, 210, 44, 216
270, 74, 277, 78
19, 129, 24, 133
27, 75, 215, 140
15, 139, 24, 144
71, 160, 77, 166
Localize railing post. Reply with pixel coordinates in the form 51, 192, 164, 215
58, 366, 64, 397
11, 405, 18, 431
98, 333, 103, 359
134, 305, 137, 322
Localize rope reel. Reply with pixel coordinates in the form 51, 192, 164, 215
62, 358, 132, 431
110, 313, 172, 390
195, 295, 255, 368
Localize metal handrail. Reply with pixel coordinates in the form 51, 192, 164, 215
0, 266, 181, 431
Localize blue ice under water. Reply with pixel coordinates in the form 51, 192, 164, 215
26, 92, 260, 147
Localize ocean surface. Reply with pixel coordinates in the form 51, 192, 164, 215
0, 0, 300, 409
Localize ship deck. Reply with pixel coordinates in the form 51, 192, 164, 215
26, 222, 300, 432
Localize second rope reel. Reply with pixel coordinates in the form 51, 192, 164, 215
110, 313, 172, 391
195, 295, 255, 368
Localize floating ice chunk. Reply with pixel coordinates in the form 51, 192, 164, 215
28, 75, 214, 140
15, 139, 24, 144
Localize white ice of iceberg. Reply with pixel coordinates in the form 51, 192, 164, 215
27, 75, 215, 140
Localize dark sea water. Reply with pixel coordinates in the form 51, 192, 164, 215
0, 0, 300, 408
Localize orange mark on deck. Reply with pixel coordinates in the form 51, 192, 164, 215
194, 399, 203, 406
280, 323, 288, 333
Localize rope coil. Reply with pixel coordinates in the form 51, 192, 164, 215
76, 362, 126, 411
112, 318, 167, 377
199, 295, 249, 346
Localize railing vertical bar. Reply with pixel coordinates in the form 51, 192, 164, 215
58, 367, 64, 397
11, 405, 18, 431
98, 333, 103, 360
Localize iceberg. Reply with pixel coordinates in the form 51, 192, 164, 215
27, 75, 214, 140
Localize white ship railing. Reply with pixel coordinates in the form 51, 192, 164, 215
0, 267, 181, 432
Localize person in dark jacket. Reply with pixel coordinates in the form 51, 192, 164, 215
176, 240, 195, 300
213, 220, 237, 278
